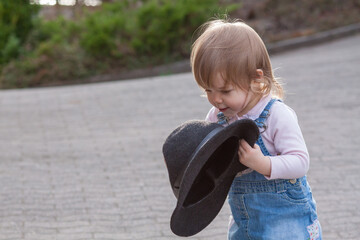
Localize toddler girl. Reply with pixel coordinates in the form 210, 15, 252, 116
190, 19, 321, 240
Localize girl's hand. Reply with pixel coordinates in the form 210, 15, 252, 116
238, 139, 271, 177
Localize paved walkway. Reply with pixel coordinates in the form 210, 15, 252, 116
0, 34, 359, 240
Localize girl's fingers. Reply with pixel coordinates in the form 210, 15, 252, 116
238, 142, 244, 156
240, 139, 251, 151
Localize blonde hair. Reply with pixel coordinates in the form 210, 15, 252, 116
191, 19, 284, 99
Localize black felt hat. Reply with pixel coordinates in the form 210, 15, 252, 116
162, 119, 259, 237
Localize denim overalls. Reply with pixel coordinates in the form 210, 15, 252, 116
227, 99, 322, 240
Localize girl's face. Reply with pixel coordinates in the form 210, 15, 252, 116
205, 73, 257, 118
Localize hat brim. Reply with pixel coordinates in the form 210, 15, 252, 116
170, 119, 259, 236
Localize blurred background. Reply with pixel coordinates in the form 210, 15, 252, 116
1, 0, 360, 89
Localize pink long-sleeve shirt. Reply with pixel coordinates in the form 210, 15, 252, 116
205, 94, 309, 180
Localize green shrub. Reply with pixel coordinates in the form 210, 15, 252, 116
132, 0, 239, 61
1, 34, 21, 63
28, 16, 81, 50
80, 9, 127, 58
0, 0, 40, 64
0, 42, 89, 89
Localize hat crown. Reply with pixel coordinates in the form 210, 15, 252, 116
163, 120, 220, 197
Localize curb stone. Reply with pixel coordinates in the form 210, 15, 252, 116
266, 22, 360, 54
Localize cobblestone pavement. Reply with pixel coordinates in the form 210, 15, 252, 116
0, 34, 359, 240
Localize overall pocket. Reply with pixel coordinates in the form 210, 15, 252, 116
280, 179, 309, 204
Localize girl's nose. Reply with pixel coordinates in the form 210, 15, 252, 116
213, 93, 223, 104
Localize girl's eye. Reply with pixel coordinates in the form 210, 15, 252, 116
205, 89, 212, 93
222, 90, 232, 94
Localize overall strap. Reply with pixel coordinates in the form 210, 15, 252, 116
255, 98, 280, 130
255, 98, 281, 156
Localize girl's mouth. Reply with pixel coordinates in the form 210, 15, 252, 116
219, 107, 229, 112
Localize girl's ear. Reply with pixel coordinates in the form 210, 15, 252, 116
250, 69, 265, 93
256, 69, 264, 79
